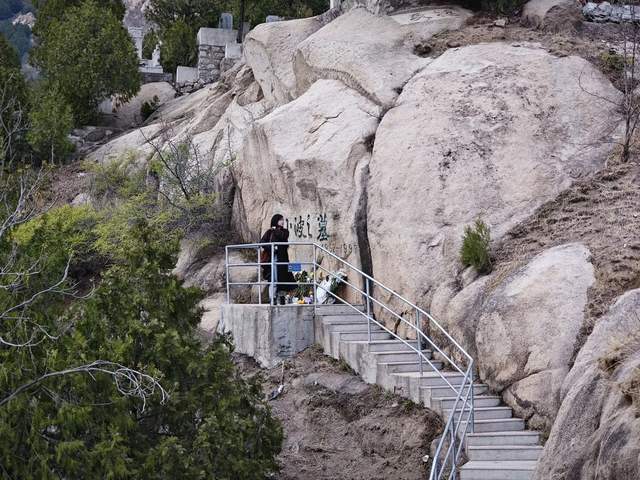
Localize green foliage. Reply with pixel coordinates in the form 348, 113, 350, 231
140, 94, 160, 121
142, 29, 158, 59
159, 19, 198, 73
0, 33, 28, 165
600, 50, 625, 75
460, 219, 492, 274
33, 0, 125, 34
31, 0, 140, 125
27, 81, 74, 162
0, 201, 283, 479
147, 0, 328, 73
228, 0, 329, 26
145, 0, 222, 33
86, 154, 146, 202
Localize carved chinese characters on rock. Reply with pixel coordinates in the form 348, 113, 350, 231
283, 213, 359, 258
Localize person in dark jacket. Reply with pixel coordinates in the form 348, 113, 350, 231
260, 214, 296, 304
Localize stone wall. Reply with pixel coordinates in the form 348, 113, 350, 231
218, 304, 315, 368
198, 44, 226, 83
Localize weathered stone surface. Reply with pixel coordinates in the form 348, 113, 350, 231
367, 42, 620, 316
294, 8, 426, 106
294, 7, 469, 107
476, 243, 594, 430
534, 289, 640, 480
522, 0, 574, 27
100, 82, 176, 130
232, 79, 381, 266
244, 13, 334, 106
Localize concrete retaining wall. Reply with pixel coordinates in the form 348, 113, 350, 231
219, 305, 315, 368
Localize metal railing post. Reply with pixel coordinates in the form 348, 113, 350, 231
313, 245, 318, 315
270, 242, 276, 306
450, 427, 457, 480
416, 308, 423, 376
366, 277, 371, 343
470, 371, 475, 434
257, 246, 262, 305
225, 246, 230, 304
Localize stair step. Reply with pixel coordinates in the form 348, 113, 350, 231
379, 360, 443, 373
316, 305, 365, 315
370, 350, 433, 362
472, 418, 525, 433
321, 315, 369, 324
467, 445, 544, 462
335, 331, 391, 342
359, 340, 417, 352
326, 323, 383, 333
466, 431, 541, 447
394, 371, 467, 387
422, 383, 489, 400
435, 395, 501, 410
459, 460, 537, 480
446, 406, 512, 421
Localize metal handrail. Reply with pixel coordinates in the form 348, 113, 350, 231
225, 241, 475, 478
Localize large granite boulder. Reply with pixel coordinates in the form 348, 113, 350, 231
476, 243, 595, 430
294, 7, 470, 107
521, 0, 575, 27
367, 42, 620, 315
244, 13, 337, 107
232, 79, 381, 268
534, 289, 640, 479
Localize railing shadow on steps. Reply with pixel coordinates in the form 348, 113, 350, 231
225, 241, 475, 480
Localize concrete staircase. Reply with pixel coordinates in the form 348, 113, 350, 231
315, 305, 542, 480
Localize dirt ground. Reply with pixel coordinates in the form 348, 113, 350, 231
235, 346, 443, 480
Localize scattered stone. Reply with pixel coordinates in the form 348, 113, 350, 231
446, 40, 461, 48
494, 18, 507, 27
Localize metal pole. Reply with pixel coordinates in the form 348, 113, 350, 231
313, 245, 318, 315
450, 427, 457, 480
257, 247, 262, 305
416, 308, 423, 376
225, 246, 230, 303
270, 241, 276, 305
470, 371, 475, 434
366, 278, 371, 343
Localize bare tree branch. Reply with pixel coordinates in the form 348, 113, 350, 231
0, 361, 169, 410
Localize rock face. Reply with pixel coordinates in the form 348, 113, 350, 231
367, 43, 620, 315
244, 13, 336, 107
294, 8, 432, 106
534, 289, 640, 480
476, 243, 595, 430
233, 79, 381, 267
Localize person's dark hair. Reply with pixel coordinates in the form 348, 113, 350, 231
270, 214, 284, 228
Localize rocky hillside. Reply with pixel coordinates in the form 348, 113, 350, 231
84, 1, 640, 477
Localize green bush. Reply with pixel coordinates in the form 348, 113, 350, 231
600, 50, 625, 75
158, 19, 197, 74
27, 81, 74, 163
142, 29, 158, 59
460, 219, 492, 274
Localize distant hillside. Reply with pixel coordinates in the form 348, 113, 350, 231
0, 0, 33, 61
